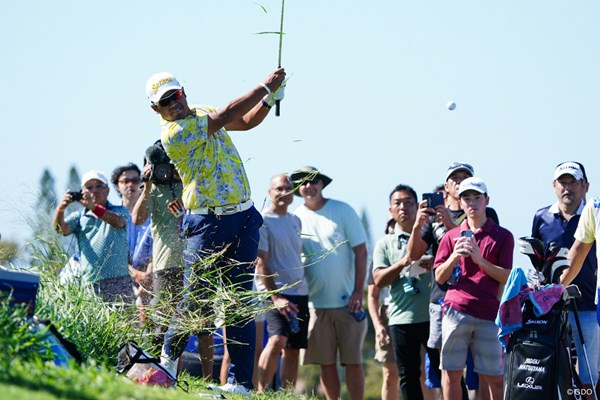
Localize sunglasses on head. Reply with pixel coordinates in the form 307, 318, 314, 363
156, 90, 183, 107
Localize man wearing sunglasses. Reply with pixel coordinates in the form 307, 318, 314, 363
111, 163, 153, 306
145, 68, 285, 394
53, 169, 132, 303
290, 166, 368, 400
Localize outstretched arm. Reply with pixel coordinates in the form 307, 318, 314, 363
561, 240, 593, 285
132, 165, 152, 225
208, 68, 286, 134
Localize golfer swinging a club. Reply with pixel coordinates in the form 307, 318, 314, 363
145, 67, 285, 395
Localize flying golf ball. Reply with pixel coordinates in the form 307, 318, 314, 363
447, 101, 456, 111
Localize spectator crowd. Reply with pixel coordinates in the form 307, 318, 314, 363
52, 68, 600, 400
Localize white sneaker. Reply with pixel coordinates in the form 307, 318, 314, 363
207, 382, 250, 396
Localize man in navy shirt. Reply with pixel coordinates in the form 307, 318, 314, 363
531, 161, 599, 391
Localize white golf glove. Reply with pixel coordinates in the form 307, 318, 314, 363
264, 83, 286, 107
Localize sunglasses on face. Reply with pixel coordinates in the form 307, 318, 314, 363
84, 184, 107, 191
300, 178, 321, 186
156, 90, 183, 107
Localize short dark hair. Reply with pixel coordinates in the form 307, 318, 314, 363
111, 163, 141, 196
389, 184, 418, 203
433, 183, 445, 192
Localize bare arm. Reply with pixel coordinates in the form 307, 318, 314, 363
256, 249, 298, 318
53, 192, 75, 235
464, 237, 511, 284
82, 201, 126, 228
407, 200, 432, 260
367, 284, 391, 347
207, 68, 285, 135
373, 255, 412, 288
435, 252, 460, 285
348, 243, 368, 313
561, 240, 593, 285
132, 165, 152, 225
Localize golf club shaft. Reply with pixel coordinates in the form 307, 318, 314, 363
275, 0, 285, 117
570, 300, 598, 399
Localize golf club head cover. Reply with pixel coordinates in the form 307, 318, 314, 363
518, 236, 546, 272
542, 246, 569, 284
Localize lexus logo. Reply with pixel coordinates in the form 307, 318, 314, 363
525, 377, 535, 385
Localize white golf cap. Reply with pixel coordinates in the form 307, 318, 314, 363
458, 177, 488, 196
145, 72, 182, 103
81, 170, 108, 187
553, 162, 584, 181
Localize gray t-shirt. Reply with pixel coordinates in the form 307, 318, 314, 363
147, 183, 185, 272
257, 210, 308, 296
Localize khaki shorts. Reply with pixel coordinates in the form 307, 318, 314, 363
374, 305, 396, 364
441, 306, 503, 375
303, 307, 367, 366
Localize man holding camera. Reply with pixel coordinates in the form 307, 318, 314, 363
53, 169, 132, 303
433, 177, 513, 400
145, 68, 285, 393
372, 184, 433, 400
111, 163, 153, 305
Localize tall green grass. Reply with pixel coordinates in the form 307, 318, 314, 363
0, 225, 321, 399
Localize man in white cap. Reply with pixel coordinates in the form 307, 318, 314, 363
434, 177, 513, 400
144, 68, 285, 393
532, 162, 599, 392
53, 169, 132, 303
291, 166, 368, 400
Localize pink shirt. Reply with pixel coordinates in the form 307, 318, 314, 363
434, 219, 514, 321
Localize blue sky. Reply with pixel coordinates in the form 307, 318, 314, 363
2, 1, 599, 267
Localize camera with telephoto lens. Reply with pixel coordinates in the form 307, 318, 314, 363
403, 277, 419, 296
143, 141, 176, 185
70, 191, 83, 201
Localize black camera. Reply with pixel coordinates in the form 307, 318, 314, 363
403, 277, 419, 296
70, 191, 83, 201
143, 141, 176, 185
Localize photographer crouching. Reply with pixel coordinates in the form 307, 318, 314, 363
53, 170, 132, 303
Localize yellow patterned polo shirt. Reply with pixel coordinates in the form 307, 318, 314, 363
160, 105, 250, 209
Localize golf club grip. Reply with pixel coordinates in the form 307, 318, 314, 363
275, 100, 281, 116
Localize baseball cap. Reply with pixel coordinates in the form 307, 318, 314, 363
458, 177, 487, 196
81, 170, 109, 187
553, 162, 585, 181
445, 162, 474, 181
145, 72, 183, 104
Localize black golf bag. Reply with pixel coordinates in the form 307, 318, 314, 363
503, 237, 586, 400
504, 295, 577, 399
